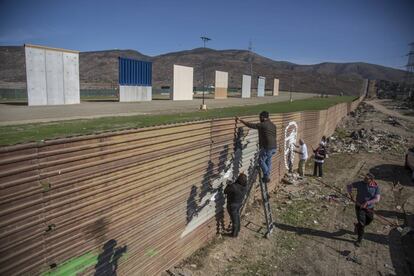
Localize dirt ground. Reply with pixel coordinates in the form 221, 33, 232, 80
165, 99, 414, 276
0, 92, 314, 126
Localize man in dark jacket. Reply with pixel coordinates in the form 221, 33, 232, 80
313, 142, 327, 177
224, 173, 248, 237
347, 173, 381, 247
236, 111, 277, 183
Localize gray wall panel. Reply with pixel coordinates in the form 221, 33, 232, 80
119, 86, 152, 102
63, 53, 80, 104
25, 47, 47, 106
257, 77, 265, 97
172, 65, 193, 101
273, 78, 279, 96
45, 50, 65, 105
242, 75, 251, 98
25, 45, 80, 106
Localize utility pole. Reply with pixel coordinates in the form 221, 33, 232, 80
289, 75, 293, 102
405, 42, 414, 98
200, 36, 211, 110
248, 40, 253, 77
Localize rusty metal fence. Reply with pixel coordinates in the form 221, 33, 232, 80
0, 97, 363, 275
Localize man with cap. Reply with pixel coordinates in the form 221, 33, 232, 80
347, 173, 381, 247
236, 111, 277, 183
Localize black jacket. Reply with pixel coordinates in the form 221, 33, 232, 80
243, 120, 277, 150
313, 146, 326, 162
224, 182, 246, 206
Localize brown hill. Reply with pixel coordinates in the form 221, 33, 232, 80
0, 46, 407, 95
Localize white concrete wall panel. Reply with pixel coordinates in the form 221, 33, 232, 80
25, 47, 47, 106
215, 71, 228, 88
257, 77, 265, 97
242, 75, 251, 98
119, 86, 152, 102
172, 65, 193, 101
45, 50, 65, 105
25, 45, 80, 106
273, 78, 279, 96
215, 71, 228, 99
63, 52, 80, 104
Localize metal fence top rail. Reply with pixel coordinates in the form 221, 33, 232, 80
24, 44, 79, 54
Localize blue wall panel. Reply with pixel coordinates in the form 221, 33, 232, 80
119, 57, 152, 86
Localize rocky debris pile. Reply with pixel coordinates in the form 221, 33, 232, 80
282, 172, 305, 185
322, 194, 350, 205
166, 267, 193, 276
348, 102, 375, 119
329, 127, 407, 154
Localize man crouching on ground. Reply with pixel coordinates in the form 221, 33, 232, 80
347, 173, 381, 247
224, 173, 248, 237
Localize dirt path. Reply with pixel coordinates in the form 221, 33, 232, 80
0, 92, 314, 126
365, 99, 414, 123
164, 101, 414, 276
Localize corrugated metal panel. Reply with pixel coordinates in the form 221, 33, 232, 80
0, 97, 363, 275
118, 57, 152, 86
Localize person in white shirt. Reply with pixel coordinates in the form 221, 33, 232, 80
320, 136, 327, 147
294, 139, 308, 177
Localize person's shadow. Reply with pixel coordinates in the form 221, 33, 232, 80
215, 183, 226, 234
94, 239, 127, 276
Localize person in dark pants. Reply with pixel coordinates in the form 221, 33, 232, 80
236, 111, 277, 183
347, 173, 381, 247
224, 173, 248, 237
313, 142, 327, 177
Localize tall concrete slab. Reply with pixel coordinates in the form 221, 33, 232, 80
45, 50, 65, 105
119, 86, 152, 102
63, 52, 80, 104
273, 78, 279, 96
25, 47, 47, 106
25, 44, 80, 106
214, 71, 228, 99
242, 75, 251, 98
362, 79, 369, 97
172, 65, 193, 101
257, 76, 265, 97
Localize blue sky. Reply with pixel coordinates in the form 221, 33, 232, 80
0, 0, 413, 69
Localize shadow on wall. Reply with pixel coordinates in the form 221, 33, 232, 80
232, 127, 248, 179
185, 145, 230, 233
185, 124, 260, 235
83, 218, 127, 275
94, 239, 127, 276
84, 217, 109, 246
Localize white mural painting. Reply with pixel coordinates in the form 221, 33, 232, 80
181, 129, 259, 238
284, 121, 298, 170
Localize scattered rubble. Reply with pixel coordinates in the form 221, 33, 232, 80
282, 172, 305, 185
328, 103, 408, 154
329, 127, 407, 154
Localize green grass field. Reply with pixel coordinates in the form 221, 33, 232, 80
0, 96, 356, 146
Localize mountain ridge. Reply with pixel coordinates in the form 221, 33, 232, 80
0, 46, 406, 95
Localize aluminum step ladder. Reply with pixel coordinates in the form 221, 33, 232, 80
257, 166, 274, 238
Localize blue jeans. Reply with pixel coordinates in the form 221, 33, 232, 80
259, 148, 276, 178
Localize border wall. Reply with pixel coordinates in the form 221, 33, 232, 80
0, 97, 363, 275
